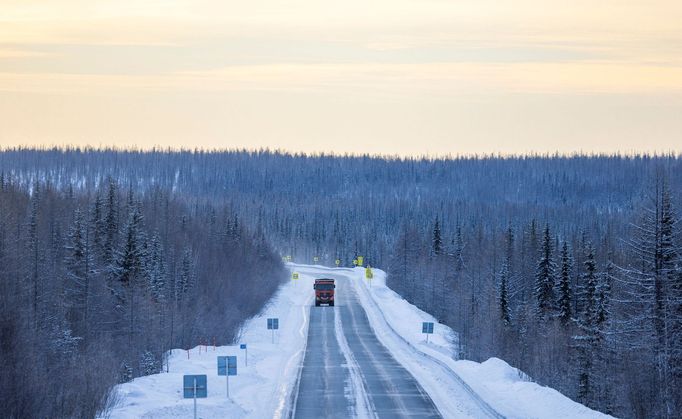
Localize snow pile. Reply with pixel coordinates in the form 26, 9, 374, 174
351, 266, 615, 419
103, 271, 314, 419
455, 358, 608, 419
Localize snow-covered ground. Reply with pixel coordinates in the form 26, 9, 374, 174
105, 263, 614, 419
344, 265, 615, 419
103, 272, 316, 419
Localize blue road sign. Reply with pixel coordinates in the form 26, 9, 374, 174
218, 356, 227, 376
240, 344, 246, 350
422, 322, 434, 334
183, 375, 208, 398
228, 355, 237, 376
267, 318, 279, 330
218, 356, 238, 376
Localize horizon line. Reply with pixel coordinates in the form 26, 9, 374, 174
1, 144, 681, 161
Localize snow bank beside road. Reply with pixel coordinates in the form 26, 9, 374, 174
104, 271, 312, 419
351, 266, 614, 419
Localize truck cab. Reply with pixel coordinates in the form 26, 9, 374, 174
314, 278, 335, 307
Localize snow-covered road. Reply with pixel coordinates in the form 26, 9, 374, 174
292, 270, 443, 418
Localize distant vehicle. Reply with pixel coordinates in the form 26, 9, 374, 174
314, 278, 335, 307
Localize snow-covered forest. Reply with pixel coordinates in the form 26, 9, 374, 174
1, 148, 681, 418
0, 170, 285, 417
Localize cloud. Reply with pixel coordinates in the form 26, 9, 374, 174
2, 60, 680, 96
0, 0, 680, 153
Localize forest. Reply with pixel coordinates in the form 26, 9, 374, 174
0, 172, 285, 417
0, 148, 681, 418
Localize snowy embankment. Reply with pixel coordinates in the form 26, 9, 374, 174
104, 272, 314, 419
345, 265, 614, 419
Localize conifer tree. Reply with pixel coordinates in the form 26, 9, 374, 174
63, 208, 93, 340
432, 217, 442, 256
103, 178, 119, 267
557, 241, 573, 325
499, 262, 511, 326
534, 224, 556, 319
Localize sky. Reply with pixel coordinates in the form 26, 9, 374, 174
0, 0, 681, 156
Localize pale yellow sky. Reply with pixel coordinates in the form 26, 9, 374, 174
1, 0, 681, 155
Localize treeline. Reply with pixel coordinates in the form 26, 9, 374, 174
2, 148, 680, 268
0, 177, 285, 418
388, 173, 681, 418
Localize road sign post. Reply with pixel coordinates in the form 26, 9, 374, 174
183, 374, 207, 419
240, 343, 247, 366
422, 322, 434, 343
335, 259, 340, 267
267, 318, 279, 343
218, 356, 237, 397
357, 256, 364, 266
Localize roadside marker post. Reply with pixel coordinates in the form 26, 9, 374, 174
240, 343, 247, 366
365, 266, 373, 287
267, 318, 279, 344
183, 374, 207, 419
422, 322, 434, 343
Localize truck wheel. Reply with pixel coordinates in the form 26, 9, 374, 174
329, 301, 334, 307
315, 301, 320, 307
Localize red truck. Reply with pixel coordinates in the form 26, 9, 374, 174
314, 278, 335, 307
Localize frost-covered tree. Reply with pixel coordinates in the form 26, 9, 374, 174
114, 203, 147, 377
499, 262, 511, 326
575, 243, 598, 405
614, 175, 681, 417
432, 217, 442, 256
103, 178, 119, 267
63, 208, 94, 340
147, 233, 167, 305
557, 241, 573, 325
534, 224, 556, 320
176, 246, 194, 303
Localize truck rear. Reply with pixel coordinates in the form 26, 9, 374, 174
314, 278, 335, 306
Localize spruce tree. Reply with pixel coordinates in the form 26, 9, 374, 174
432, 217, 442, 256
104, 178, 119, 267
115, 203, 147, 377
499, 262, 511, 326
557, 241, 573, 325
534, 223, 556, 319
63, 208, 93, 340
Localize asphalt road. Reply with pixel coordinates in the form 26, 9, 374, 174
293, 274, 442, 418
